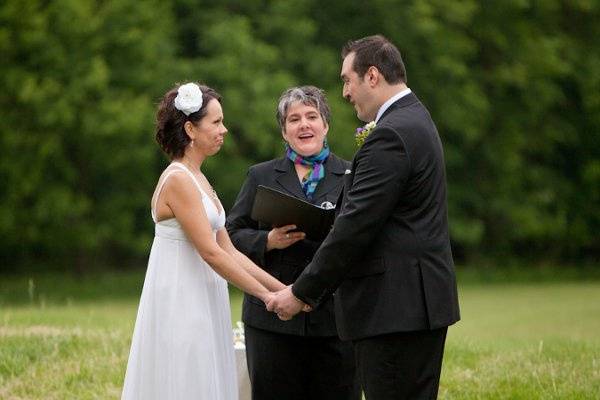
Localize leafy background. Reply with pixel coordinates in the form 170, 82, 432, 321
1, 0, 598, 272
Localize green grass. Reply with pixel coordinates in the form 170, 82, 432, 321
1, 271, 599, 399
443, 283, 600, 398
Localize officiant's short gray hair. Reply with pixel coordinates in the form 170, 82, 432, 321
276, 86, 331, 131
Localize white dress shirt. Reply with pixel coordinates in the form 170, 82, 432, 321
374, 88, 412, 123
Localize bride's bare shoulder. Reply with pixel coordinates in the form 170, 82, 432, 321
159, 168, 195, 192
151, 166, 190, 204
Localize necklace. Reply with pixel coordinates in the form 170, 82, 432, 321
205, 181, 219, 202
175, 159, 219, 202
203, 180, 221, 212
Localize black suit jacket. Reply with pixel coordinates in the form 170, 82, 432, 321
293, 93, 460, 341
226, 154, 350, 336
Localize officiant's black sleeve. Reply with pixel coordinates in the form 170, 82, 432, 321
226, 170, 269, 266
292, 126, 410, 307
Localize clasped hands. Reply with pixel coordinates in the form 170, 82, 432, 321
266, 286, 312, 321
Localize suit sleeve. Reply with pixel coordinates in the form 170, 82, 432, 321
225, 168, 269, 266
292, 127, 410, 307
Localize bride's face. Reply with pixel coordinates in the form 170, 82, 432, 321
191, 99, 228, 156
282, 102, 328, 157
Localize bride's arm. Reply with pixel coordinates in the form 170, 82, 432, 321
216, 229, 286, 292
162, 173, 273, 303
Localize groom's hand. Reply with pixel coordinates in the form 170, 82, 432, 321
266, 286, 306, 320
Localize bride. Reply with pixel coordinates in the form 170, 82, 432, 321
121, 82, 285, 400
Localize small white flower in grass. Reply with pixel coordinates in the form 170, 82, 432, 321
233, 321, 245, 349
174, 83, 203, 115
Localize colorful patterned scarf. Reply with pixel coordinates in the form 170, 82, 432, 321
285, 143, 330, 200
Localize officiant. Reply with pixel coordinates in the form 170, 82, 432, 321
226, 86, 359, 400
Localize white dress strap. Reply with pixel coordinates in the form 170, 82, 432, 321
151, 163, 205, 223
169, 162, 205, 193
151, 168, 184, 223
172, 162, 223, 217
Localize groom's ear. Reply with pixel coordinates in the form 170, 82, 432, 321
365, 66, 381, 88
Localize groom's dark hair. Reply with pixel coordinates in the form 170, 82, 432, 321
342, 35, 407, 84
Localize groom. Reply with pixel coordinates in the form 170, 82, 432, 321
268, 35, 460, 399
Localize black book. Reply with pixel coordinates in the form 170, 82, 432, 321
250, 185, 335, 241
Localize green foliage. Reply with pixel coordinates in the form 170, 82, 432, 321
0, 0, 599, 268
0, 0, 175, 269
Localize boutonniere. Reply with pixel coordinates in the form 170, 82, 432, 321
355, 121, 376, 147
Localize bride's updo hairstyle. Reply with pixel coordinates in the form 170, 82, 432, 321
155, 82, 222, 159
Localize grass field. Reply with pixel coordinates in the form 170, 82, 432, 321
1, 271, 599, 399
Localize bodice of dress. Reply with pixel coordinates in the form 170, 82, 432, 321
151, 163, 225, 239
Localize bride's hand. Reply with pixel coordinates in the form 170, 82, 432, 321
262, 291, 276, 308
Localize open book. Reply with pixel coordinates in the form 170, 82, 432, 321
250, 185, 335, 241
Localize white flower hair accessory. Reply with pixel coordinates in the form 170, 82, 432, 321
174, 83, 203, 116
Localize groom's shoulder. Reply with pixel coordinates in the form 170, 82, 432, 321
381, 98, 434, 133
373, 109, 437, 155
386, 99, 428, 123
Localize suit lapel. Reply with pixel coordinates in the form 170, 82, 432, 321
333, 94, 422, 231
274, 158, 306, 199
312, 155, 346, 202
333, 94, 418, 216
274, 155, 347, 205
334, 172, 352, 217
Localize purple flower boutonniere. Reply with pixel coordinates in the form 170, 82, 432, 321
355, 121, 376, 147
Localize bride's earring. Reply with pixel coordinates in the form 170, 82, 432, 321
190, 139, 194, 147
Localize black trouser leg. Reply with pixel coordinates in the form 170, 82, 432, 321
353, 327, 447, 400
245, 325, 360, 400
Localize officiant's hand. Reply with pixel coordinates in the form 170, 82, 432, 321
266, 225, 306, 251
266, 286, 307, 320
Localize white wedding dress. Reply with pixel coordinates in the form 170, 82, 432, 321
122, 163, 237, 400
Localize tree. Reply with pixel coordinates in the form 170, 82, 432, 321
1, 0, 598, 269
0, 0, 176, 270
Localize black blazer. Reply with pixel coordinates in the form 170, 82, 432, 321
293, 93, 461, 341
226, 154, 350, 336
